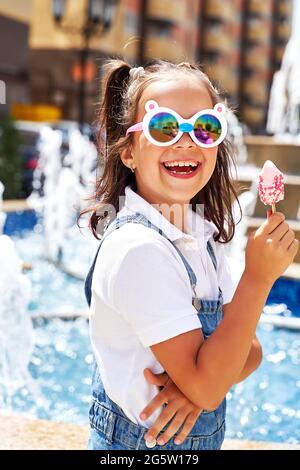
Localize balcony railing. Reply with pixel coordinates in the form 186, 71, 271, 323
147, 0, 185, 24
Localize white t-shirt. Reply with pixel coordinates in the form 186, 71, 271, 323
89, 185, 237, 428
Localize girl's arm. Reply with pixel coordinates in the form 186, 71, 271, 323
234, 335, 262, 383
141, 323, 262, 446
150, 212, 298, 410
150, 270, 269, 410
222, 301, 263, 383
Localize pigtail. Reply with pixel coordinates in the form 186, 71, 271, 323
80, 59, 136, 238
98, 59, 131, 153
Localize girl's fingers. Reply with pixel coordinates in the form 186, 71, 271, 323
144, 405, 177, 443
143, 368, 169, 387
261, 212, 285, 235
288, 238, 299, 254
280, 229, 295, 247
173, 409, 202, 445
140, 390, 168, 421
272, 221, 290, 241
156, 409, 189, 445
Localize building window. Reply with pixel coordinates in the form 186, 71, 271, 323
124, 11, 138, 34
147, 19, 173, 38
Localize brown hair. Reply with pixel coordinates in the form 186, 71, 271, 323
79, 58, 241, 243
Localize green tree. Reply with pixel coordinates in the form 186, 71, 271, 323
0, 115, 22, 199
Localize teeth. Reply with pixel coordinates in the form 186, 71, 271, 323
164, 161, 199, 168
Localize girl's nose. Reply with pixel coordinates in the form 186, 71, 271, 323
173, 132, 196, 148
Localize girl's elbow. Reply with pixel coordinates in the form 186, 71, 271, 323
195, 376, 227, 411
257, 343, 263, 369
201, 397, 224, 412
191, 394, 222, 411
254, 339, 263, 370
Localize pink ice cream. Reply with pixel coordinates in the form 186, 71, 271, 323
258, 160, 284, 206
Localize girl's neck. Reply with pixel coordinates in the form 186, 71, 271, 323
159, 203, 190, 234
135, 186, 190, 234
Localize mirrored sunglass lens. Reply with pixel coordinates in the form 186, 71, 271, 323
194, 114, 222, 145
149, 112, 179, 142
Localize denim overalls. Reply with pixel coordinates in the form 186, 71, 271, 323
85, 212, 226, 450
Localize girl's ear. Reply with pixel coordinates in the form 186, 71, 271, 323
120, 145, 135, 170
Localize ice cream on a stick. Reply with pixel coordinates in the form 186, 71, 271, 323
258, 160, 284, 214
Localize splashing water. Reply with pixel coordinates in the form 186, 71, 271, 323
0, 182, 34, 404
267, 36, 300, 140
27, 127, 98, 276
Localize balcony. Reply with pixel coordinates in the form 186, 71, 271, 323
248, 0, 273, 16
206, 62, 229, 81
278, 0, 293, 16
206, 63, 239, 94
205, 0, 237, 22
247, 18, 272, 44
246, 91, 268, 107
276, 21, 292, 39
244, 45, 271, 70
243, 79, 269, 106
145, 36, 186, 62
203, 25, 237, 53
241, 105, 265, 126
275, 44, 285, 63
147, 0, 185, 24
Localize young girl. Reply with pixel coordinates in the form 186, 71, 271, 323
83, 59, 298, 451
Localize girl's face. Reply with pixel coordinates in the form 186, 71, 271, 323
122, 76, 218, 206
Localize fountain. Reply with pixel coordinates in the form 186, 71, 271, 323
245, 33, 300, 175
27, 126, 99, 279
0, 181, 34, 406
267, 35, 300, 140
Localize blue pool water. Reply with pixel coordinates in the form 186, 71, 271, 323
4, 209, 38, 236
4, 317, 299, 444
2, 318, 92, 425
2, 211, 300, 444
267, 277, 300, 317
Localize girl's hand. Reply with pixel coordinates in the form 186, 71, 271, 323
140, 368, 202, 446
245, 212, 299, 286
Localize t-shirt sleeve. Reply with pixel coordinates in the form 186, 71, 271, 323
110, 240, 201, 347
215, 242, 238, 304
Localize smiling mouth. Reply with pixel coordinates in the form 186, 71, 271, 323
161, 162, 200, 175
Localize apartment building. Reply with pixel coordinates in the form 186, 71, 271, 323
121, 0, 293, 132
0, 0, 32, 116
0, 0, 293, 131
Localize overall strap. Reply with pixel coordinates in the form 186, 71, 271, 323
207, 239, 223, 303
84, 217, 125, 307
206, 240, 217, 271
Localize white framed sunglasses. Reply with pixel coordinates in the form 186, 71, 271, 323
126, 100, 228, 148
